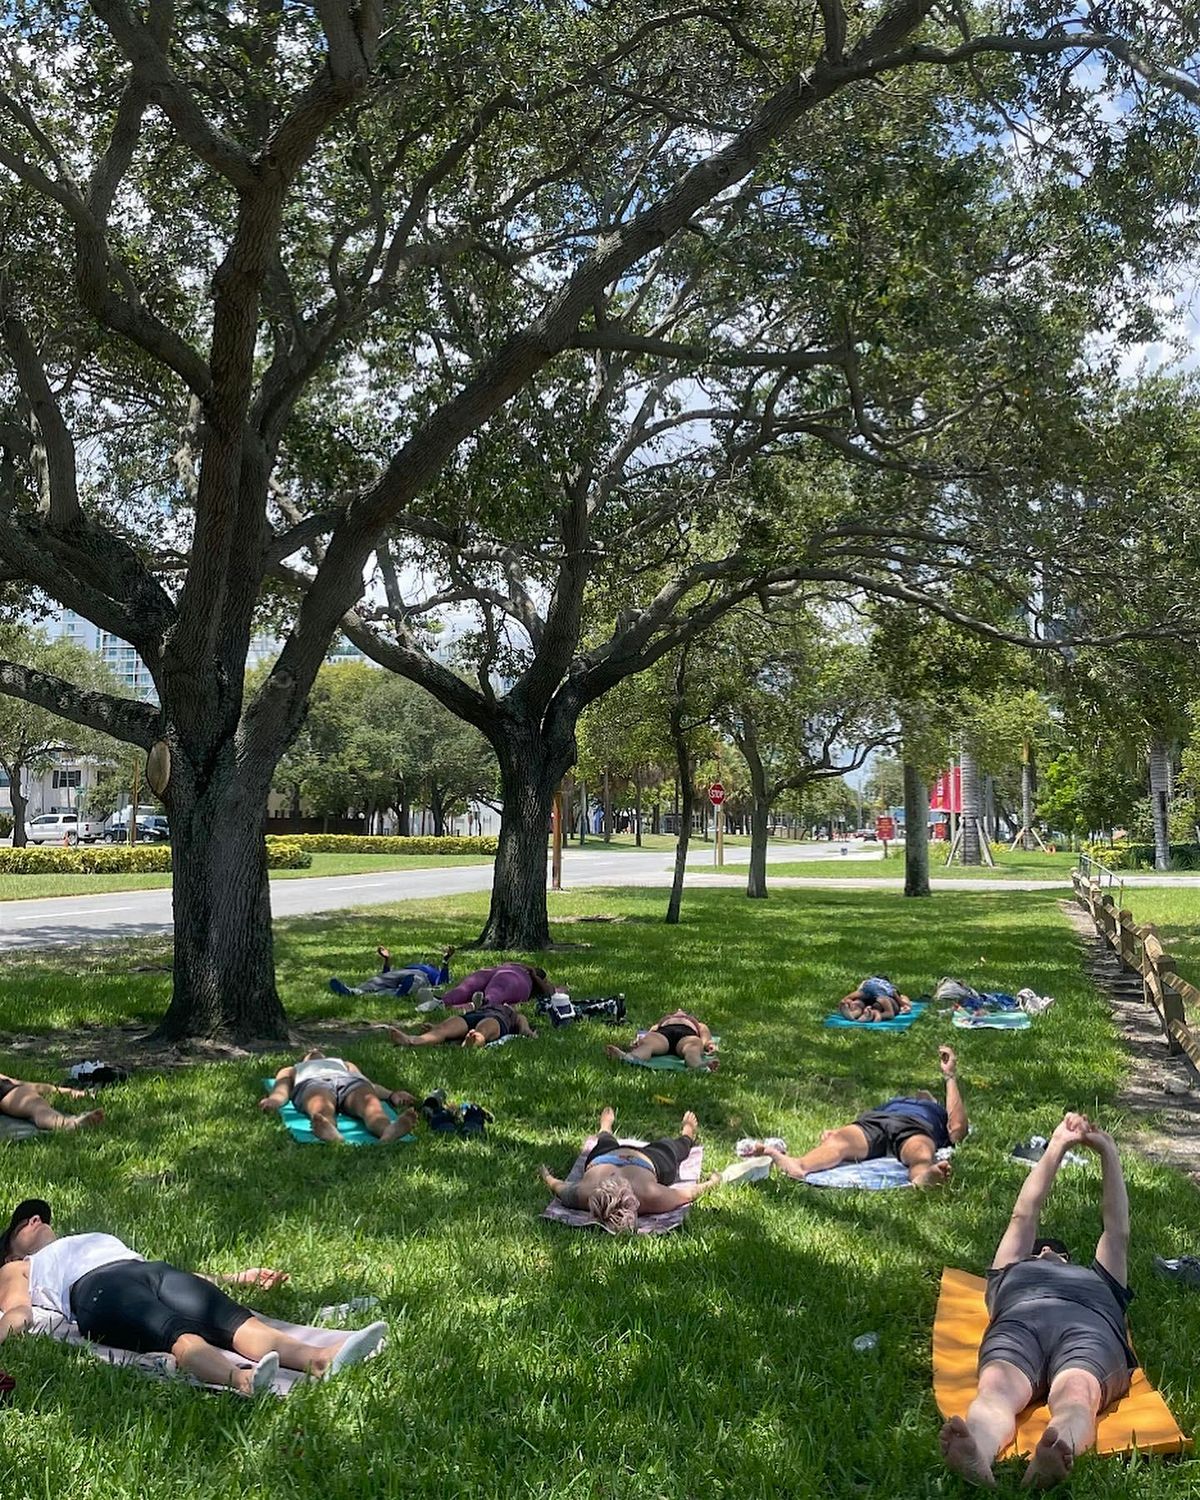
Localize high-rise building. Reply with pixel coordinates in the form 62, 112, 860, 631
44, 610, 157, 699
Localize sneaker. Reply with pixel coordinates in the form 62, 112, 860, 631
328, 978, 354, 997
1155, 1255, 1200, 1287
416, 997, 444, 1013
459, 1102, 494, 1136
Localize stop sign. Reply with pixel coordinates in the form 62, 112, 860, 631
708, 781, 726, 806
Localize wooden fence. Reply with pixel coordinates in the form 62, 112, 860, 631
1072, 870, 1200, 1077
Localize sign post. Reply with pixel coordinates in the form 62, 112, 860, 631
709, 782, 726, 867
876, 814, 895, 857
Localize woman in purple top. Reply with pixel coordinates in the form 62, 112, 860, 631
437, 963, 555, 1010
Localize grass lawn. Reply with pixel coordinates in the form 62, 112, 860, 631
0, 851, 493, 903
0, 886, 1196, 1498
765, 848, 1080, 881
1119, 887, 1200, 973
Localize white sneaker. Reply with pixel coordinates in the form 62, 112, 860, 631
416, 997, 444, 1013
722, 1156, 772, 1183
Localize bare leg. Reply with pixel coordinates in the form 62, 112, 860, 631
677, 1037, 708, 1070
900, 1133, 952, 1187
605, 1032, 670, 1063
171, 1332, 264, 1394
0, 1084, 104, 1132
300, 1090, 342, 1144
463, 1018, 501, 1047
940, 1359, 1033, 1488
390, 1017, 470, 1047
231, 1316, 348, 1377
680, 1110, 698, 1139
759, 1124, 870, 1181
1022, 1369, 1103, 1489
343, 1085, 418, 1143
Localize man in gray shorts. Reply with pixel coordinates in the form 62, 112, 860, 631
259, 1051, 418, 1143
940, 1112, 1134, 1488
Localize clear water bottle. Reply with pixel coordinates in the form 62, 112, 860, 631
852, 1332, 879, 1353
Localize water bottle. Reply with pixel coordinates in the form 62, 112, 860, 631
852, 1332, 879, 1352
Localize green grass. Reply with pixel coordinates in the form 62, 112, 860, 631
765, 848, 1079, 881
0, 851, 493, 902
1118, 887, 1200, 971
0, 886, 1196, 1498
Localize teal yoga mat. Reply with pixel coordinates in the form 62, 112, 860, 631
620, 1035, 721, 1071
825, 1001, 926, 1031
262, 1079, 416, 1146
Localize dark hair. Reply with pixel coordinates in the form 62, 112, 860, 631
1032, 1236, 1070, 1259
532, 966, 547, 979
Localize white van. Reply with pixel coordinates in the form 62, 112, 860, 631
24, 812, 103, 844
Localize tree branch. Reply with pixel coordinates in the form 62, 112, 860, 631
0, 660, 159, 748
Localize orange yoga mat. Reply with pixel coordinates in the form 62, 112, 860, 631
933, 1267, 1189, 1458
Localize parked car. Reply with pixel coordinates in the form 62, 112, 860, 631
103, 815, 170, 844
24, 812, 103, 844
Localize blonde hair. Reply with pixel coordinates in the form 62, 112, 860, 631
589, 1176, 640, 1234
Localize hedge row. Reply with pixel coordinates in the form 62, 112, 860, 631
1086, 840, 1200, 872
264, 833, 498, 856
0, 841, 312, 874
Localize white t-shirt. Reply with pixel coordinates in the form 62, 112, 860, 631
28, 1233, 143, 1316
293, 1057, 353, 1087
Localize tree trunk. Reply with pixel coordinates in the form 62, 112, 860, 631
603, 768, 612, 842
7, 764, 27, 846
1021, 741, 1036, 851
578, 776, 587, 845
665, 652, 694, 925
634, 768, 642, 847
739, 721, 770, 899
153, 752, 288, 1042
475, 723, 572, 949
398, 792, 411, 836
959, 748, 982, 865
903, 759, 931, 897
1149, 739, 1172, 872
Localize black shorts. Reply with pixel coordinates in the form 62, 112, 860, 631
462, 1007, 512, 1038
70, 1260, 254, 1354
853, 1110, 936, 1160
585, 1131, 694, 1185
655, 1023, 700, 1055
0, 1079, 17, 1104
979, 1301, 1133, 1409
292, 1074, 369, 1115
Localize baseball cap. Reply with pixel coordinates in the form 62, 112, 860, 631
0, 1199, 51, 1259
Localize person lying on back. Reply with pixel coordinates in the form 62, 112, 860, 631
260, 1051, 418, 1143
838, 975, 913, 1022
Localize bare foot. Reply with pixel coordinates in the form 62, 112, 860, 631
912, 1161, 952, 1188
681, 1110, 698, 1139
599, 1106, 616, 1132
380, 1109, 418, 1143
939, 1416, 997, 1488
62, 1109, 105, 1130
389, 1027, 415, 1046
604, 1045, 630, 1062
311, 1120, 343, 1144
1022, 1426, 1074, 1488
463, 1029, 486, 1048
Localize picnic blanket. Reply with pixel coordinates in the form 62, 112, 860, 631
933, 1267, 1188, 1457
951, 1008, 1031, 1031
619, 1034, 721, 1071
825, 1002, 926, 1032
542, 1135, 703, 1234
21, 1306, 378, 1396
805, 1147, 954, 1190
0, 1116, 41, 1142
262, 1080, 415, 1145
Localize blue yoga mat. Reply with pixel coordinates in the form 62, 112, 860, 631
262, 1079, 416, 1146
824, 1001, 926, 1032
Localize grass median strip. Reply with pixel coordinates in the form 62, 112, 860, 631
0, 886, 1195, 1498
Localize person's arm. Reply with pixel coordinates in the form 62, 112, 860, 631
991, 1114, 1087, 1268
205, 1268, 290, 1290
640, 1173, 723, 1211
1085, 1128, 1130, 1286
372, 1083, 415, 1105
538, 1164, 581, 1206
0, 1263, 33, 1344
30, 1083, 90, 1099
513, 1012, 538, 1038
939, 1046, 968, 1144
258, 1066, 295, 1111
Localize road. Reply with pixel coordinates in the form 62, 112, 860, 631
0, 840, 1189, 952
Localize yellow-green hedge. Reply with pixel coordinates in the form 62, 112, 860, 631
0, 841, 312, 874
265, 833, 498, 856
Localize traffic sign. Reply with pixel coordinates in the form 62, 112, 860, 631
708, 781, 725, 806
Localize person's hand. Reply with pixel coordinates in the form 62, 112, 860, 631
1050, 1112, 1089, 1147
938, 1045, 957, 1077
528, 1028, 538, 1038
233, 1268, 290, 1290
390, 1090, 415, 1107
258, 1096, 281, 1111
377, 946, 390, 961
1081, 1124, 1117, 1154
538, 1164, 558, 1190
703, 1040, 717, 1053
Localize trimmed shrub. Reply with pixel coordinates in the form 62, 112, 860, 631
1085, 840, 1200, 872
0, 841, 312, 874
265, 833, 497, 856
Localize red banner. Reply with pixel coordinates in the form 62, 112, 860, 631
929, 767, 962, 814
876, 816, 895, 840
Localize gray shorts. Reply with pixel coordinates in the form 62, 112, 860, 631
291, 1073, 368, 1116
979, 1301, 1133, 1409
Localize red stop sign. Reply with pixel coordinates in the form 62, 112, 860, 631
708, 781, 726, 805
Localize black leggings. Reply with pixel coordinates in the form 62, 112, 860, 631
71, 1260, 254, 1354
585, 1131, 694, 1185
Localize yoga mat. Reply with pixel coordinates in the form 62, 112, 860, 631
805, 1147, 954, 1190
262, 1080, 415, 1146
933, 1267, 1188, 1457
20, 1306, 380, 1396
542, 1136, 703, 1234
825, 1001, 926, 1031
0, 1116, 42, 1141
619, 1034, 721, 1071
951, 1008, 1031, 1031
